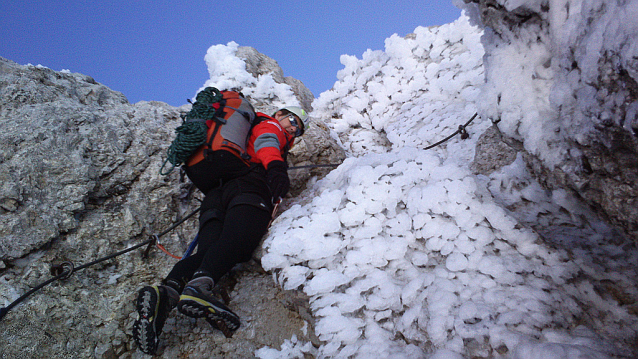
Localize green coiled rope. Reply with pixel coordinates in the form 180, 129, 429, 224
185, 87, 224, 121
160, 87, 224, 175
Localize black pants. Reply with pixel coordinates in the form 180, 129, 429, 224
165, 165, 273, 287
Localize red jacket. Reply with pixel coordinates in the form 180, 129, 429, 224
247, 113, 295, 170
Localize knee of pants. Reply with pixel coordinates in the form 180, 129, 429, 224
199, 207, 224, 230
223, 203, 272, 247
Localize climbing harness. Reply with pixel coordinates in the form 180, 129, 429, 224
423, 112, 478, 150
0, 207, 201, 322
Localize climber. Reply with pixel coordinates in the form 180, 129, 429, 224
132, 104, 308, 355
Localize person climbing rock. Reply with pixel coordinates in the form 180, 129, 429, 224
132, 93, 308, 355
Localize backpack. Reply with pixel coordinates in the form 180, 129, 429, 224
160, 87, 258, 175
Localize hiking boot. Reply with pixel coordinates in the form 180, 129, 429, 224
177, 276, 241, 332
132, 285, 179, 355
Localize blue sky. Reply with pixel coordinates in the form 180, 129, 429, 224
1, 1, 462, 107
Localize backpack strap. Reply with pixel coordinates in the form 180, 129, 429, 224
205, 98, 227, 150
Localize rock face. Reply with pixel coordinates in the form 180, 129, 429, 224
461, 0, 638, 241
0, 57, 175, 261
236, 46, 315, 113
0, 55, 341, 358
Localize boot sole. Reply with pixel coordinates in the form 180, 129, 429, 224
178, 294, 241, 331
133, 286, 161, 355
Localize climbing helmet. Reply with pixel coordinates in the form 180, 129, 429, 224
276, 106, 308, 137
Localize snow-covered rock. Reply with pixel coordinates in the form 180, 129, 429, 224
458, 0, 638, 241
262, 9, 638, 359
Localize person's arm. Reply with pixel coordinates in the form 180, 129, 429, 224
251, 121, 291, 201
252, 121, 289, 168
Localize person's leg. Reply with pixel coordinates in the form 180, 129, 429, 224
162, 216, 224, 290
163, 187, 226, 289
196, 169, 273, 282
178, 188, 272, 332
133, 188, 225, 354
197, 202, 272, 282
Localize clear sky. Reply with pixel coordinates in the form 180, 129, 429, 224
1, 1, 462, 107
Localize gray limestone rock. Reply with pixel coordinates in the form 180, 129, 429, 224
0, 57, 178, 261
471, 124, 519, 175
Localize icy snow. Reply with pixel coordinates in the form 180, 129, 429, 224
200, 4, 638, 359
201, 41, 301, 111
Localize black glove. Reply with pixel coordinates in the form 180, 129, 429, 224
266, 160, 290, 202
